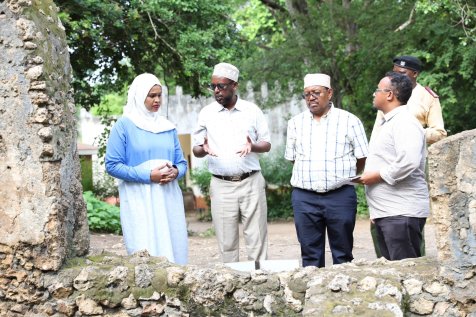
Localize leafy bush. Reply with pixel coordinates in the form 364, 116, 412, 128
190, 166, 212, 206
356, 185, 369, 218
83, 191, 122, 234
265, 186, 292, 219
260, 148, 294, 219
190, 166, 213, 221
260, 147, 294, 187
92, 170, 119, 200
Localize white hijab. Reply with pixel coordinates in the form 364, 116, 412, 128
123, 73, 175, 133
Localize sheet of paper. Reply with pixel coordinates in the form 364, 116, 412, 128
335, 175, 361, 187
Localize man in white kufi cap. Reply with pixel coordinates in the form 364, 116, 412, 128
285, 73, 369, 267
213, 62, 240, 82
303, 73, 331, 89
192, 62, 271, 263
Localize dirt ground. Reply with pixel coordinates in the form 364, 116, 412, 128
89, 213, 437, 267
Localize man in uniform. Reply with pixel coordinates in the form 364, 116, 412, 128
370, 55, 447, 257
371, 55, 447, 144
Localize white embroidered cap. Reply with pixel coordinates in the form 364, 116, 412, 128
304, 73, 331, 89
212, 63, 239, 82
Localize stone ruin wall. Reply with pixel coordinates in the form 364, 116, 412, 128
1, 1, 476, 316
0, 0, 89, 304
427, 130, 476, 306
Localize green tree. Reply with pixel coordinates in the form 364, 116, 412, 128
234, 0, 476, 135
56, 0, 244, 109
410, 0, 476, 134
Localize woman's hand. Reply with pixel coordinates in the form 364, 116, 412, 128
159, 165, 178, 184
150, 163, 178, 184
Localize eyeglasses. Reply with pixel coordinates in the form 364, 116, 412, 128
208, 83, 230, 91
374, 88, 392, 94
302, 90, 327, 99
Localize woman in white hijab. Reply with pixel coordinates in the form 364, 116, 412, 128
105, 73, 188, 264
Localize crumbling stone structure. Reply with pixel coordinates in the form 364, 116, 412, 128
1, 1, 475, 316
428, 130, 476, 308
0, 0, 89, 308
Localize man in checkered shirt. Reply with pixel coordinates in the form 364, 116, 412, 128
285, 73, 368, 267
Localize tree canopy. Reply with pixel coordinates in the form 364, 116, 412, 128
235, 0, 476, 134
56, 0, 244, 109
56, 0, 476, 135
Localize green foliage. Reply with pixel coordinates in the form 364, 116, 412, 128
90, 91, 126, 116
233, 0, 286, 46
410, 0, 476, 134
265, 187, 292, 220
95, 115, 117, 163
260, 147, 293, 219
83, 191, 122, 234
59, 0, 476, 136
79, 156, 94, 192
92, 171, 119, 200
56, 0, 244, 109
190, 165, 212, 221
356, 185, 369, 218
190, 166, 212, 201
235, 0, 476, 136
260, 147, 293, 186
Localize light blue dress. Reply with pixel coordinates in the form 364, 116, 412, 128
105, 117, 188, 264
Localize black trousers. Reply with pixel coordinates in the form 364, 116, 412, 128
374, 215, 426, 261
292, 186, 357, 268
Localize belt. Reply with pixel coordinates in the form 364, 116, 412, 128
212, 170, 258, 182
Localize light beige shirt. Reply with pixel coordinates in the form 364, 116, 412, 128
371, 83, 447, 144
193, 97, 270, 176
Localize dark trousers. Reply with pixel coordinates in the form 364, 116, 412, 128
292, 186, 357, 268
371, 222, 426, 258
374, 216, 426, 261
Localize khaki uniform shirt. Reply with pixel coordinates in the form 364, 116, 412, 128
371, 83, 447, 145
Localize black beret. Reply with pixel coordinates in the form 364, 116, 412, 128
393, 55, 422, 72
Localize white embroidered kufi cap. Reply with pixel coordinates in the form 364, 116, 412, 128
212, 63, 239, 82
304, 73, 331, 89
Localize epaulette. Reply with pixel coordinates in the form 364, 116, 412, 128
425, 86, 439, 98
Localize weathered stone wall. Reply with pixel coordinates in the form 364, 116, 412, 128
0, 0, 88, 284
0, 251, 465, 316
33, 254, 448, 316
428, 129, 476, 306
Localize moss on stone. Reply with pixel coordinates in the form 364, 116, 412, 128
288, 276, 309, 294
131, 286, 156, 299
172, 284, 191, 301
63, 257, 88, 269
150, 268, 167, 293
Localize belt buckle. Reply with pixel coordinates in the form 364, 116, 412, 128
230, 175, 241, 181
